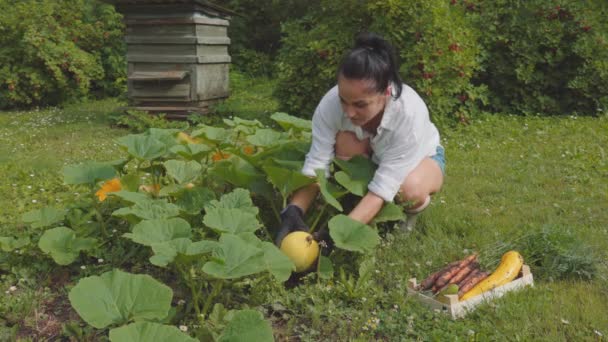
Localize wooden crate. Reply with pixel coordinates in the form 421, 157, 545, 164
407, 265, 534, 319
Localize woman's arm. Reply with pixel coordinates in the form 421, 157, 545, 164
289, 183, 320, 213
348, 191, 385, 224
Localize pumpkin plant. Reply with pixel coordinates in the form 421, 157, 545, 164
1, 112, 406, 339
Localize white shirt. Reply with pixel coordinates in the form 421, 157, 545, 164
301, 84, 440, 202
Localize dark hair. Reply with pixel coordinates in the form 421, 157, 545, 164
338, 32, 403, 98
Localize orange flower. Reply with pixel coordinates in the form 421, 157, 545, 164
96, 178, 122, 202
242, 145, 255, 155
211, 151, 231, 162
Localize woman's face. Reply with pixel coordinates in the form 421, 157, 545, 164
337, 75, 388, 127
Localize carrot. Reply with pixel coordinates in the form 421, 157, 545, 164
419, 260, 460, 290
458, 271, 489, 298
435, 262, 479, 294
434, 254, 478, 290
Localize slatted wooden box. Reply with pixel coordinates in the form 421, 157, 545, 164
105, 0, 234, 117
407, 265, 534, 319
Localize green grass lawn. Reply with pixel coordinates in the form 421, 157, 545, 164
0, 75, 607, 341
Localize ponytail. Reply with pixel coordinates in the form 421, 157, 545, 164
338, 32, 403, 98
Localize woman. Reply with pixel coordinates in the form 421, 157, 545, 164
276, 32, 445, 246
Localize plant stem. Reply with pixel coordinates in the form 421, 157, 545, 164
93, 201, 108, 238
178, 262, 202, 318
270, 201, 281, 224
309, 203, 328, 234
201, 280, 224, 318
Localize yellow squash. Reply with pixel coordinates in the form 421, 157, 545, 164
280, 231, 319, 273
460, 251, 524, 301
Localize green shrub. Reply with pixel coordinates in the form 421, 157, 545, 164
0, 0, 125, 109
274, 0, 366, 117
275, 0, 485, 122
466, 0, 608, 115
225, 0, 319, 76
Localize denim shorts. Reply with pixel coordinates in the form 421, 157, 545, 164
430, 145, 446, 175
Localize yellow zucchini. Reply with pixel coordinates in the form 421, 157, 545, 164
459, 251, 524, 301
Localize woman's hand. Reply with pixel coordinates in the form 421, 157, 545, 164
275, 204, 309, 246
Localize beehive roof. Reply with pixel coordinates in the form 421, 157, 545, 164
105, 0, 238, 17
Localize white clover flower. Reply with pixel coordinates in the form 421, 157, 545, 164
98, 259, 104, 263
9, 286, 17, 292
177, 299, 186, 305
27, 185, 32, 189
80, 265, 87, 270
179, 325, 188, 332
32, 200, 37, 203
30, 174, 34, 177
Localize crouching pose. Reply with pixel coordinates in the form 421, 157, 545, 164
276, 32, 445, 247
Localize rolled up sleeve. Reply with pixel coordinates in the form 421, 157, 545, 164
301, 103, 338, 178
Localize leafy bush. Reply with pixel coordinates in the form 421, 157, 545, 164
0, 0, 125, 109
275, 0, 486, 122
224, 0, 319, 76
465, 0, 608, 115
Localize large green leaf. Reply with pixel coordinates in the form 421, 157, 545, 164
68, 269, 173, 329
333, 156, 377, 196
205, 188, 259, 216
263, 165, 316, 203
112, 199, 181, 220
22, 207, 65, 229
109, 322, 197, 342
270, 112, 312, 132
163, 160, 202, 184
175, 187, 215, 215
238, 233, 295, 282
246, 128, 288, 147
209, 157, 272, 199
218, 309, 274, 342
248, 141, 309, 167
192, 125, 229, 143
115, 134, 167, 160
202, 234, 266, 279
63, 162, 117, 185
170, 143, 211, 160
333, 155, 376, 180
315, 169, 343, 211
38, 227, 96, 265
372, 202, 405, 224
111, 191, 150, 204
123, 218, 192, 246
259, 241, 295, 282
203, 208, 261, 234
0, 236, 30, 252
147, 128, 181, 148
149, 238, 217, 267
328, 215, 379, 254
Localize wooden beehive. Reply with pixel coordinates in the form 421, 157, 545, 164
106, 0, 235, 118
